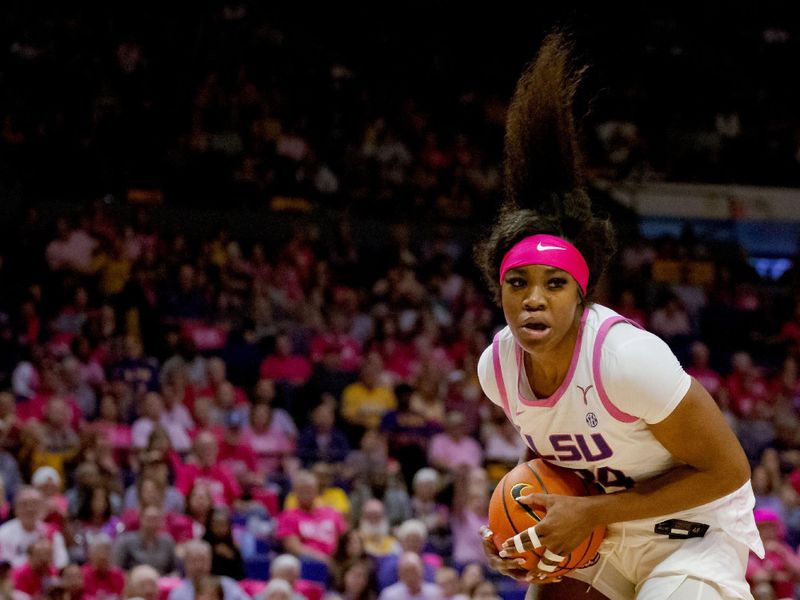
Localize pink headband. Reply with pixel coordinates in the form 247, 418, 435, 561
499, 234, 589, 295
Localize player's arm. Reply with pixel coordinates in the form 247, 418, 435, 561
503, 378, 750, 559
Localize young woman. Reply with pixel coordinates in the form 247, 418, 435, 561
476, 33, 762, 600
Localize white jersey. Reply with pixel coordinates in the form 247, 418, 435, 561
477, 303, 763, 558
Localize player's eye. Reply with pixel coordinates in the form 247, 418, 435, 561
547, 278, 567, 289
507, 277, 527, 288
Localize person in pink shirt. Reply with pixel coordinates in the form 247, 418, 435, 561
240, 402, 296, 476
724, 351, 772, 419
685, 341, 722, 400
197, 358, 249, 409
90, 393, 133, 453
310, 312, 363, 373
11, 537, 58, 598
81, 533, 126, 600
188, 396, 225, 442
176, 432, 241, 507
218, 412, 262, 490
260, 334, 313, 385
427, 411, 483, 472
275, 470, 347, 565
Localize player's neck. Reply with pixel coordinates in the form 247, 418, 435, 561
524, 309, 582, 398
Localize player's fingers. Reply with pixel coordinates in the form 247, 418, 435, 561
518, 492, 550, 507
500, 524, 543, 556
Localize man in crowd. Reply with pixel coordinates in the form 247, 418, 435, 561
168, 539, 249, 600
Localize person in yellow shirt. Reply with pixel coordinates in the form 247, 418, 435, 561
282, 462, 350, 517
341, 353, 396, 432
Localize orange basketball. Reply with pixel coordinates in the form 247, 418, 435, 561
488, 459, 605, 580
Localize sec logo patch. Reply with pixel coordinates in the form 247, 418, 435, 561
585, 412, 598, 428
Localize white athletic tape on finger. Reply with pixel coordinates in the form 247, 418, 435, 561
538, 560, 558, 573
527, 526, 542, 548
543, 549, 565, 562
513, 533, 525, 553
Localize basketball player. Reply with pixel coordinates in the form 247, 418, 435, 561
475, 33, 763, 600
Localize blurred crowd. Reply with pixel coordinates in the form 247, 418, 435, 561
2, 3, 800, 218
0, 200, 798, 600
2, 3, 800, 600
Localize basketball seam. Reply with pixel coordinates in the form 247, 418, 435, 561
501, 471, 521, 535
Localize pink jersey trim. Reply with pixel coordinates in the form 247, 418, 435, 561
516, 309, 589, 407
492, 332, 511, 420
592, 316, 640, 423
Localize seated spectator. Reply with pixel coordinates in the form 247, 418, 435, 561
332, 530, 368, 583
377, 552, 441, 600
198, 357, 249, 410
251, 379, 298, 438
753, 450, 784, 514
203, 506, 245, 581
0, 486, 69, 568
68, 485, 121, 562
275, 470, 347, 566
110, 335, 159, 396
90, 392, 133, 453
265, 554, 307, 600
481, 410, 526, 482
470, 580, 501, 600
358, 499, 399, 559
183, 482, 214, 541
435, 567, 468, 600
459, 563, 486, 597
334, 559, 376, 600
284, 462, 350, 516
260, 334, 313, 386
410, 469, 449, 555
123, 460, 184, 514
376, 520, 438, 591
22, 397, 81, 482
242, 401, 296, 477
32, 466, 68, 530
125, 564, 160, 600
297, 403, 349, 468
168, 540, 249, 600
258, 579, 294, 600
132, 392, 192, 454
81, 533, 125, 600
428, 412, 483, 473
409, 373, 445, 427
380, 384, 432, 486
686, 341, 723, 400
60, 562, 85, 600
11, 537, 58, 598
747, 509, 800, 600
61, 355, 96, 420
190, 396, 226, 442
612, 288, 647, 328
340, 354, 396, 434
218, 411, 262, 491
161, 370, 196, 440
310, 312, 362, 374
113, 505, 176, 574
176, 432, 241, 507
450, 468, 488, 569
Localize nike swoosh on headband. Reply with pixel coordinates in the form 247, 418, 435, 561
535, 242, 566, 251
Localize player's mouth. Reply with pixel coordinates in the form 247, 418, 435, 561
519, 321, 551, 341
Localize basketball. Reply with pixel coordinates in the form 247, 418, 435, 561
488, 459, 606, 579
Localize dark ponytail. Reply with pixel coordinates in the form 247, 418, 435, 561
477, 31, 616, 303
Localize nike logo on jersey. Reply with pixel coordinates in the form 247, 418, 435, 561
536, 242, 566, 251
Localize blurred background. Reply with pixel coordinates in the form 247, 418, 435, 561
0, 2, 799, 600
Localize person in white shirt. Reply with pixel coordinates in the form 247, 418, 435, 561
474, 32, 760, 600
378, 552, 442, 600
0, 487, 68, 568
131, 391, 191, 453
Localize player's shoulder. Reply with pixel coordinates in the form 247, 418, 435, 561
587, 303, 659, 354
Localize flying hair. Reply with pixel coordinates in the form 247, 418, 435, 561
477, 30, 616, 303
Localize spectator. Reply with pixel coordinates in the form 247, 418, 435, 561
257, 579, 294, 600
469, 581, 500, 600
449, 468, 488, 569
168, 540, 249, 600
297, 403, 350, 468
60, 562, 85, 600
203, 507, 245, 581
124, 564, 160, 600
427, 412, 483, 473
334, 559, 377, 600
685, 342, 722, 400
275, 470, 347, 566
358, 499, 398, 559
241, 401, 296, 477
131, 392, 191, 453
340, 354, 396, 433
81, 533, 126, 600
410, 469, 449, 555
435, 568, 468, 600
265, 554, 306, 600
112, 505, 176, 574
11, 537, 58, 598
0, 486, 69, 568
376, 519, 438, 591
68, 485, 121, 562
747, 509, 800, 599
284, 462, 350, 516
175, 432, 241, 507
260, 334, 313, 386
377, 553, 441, 600
31, 466, 68, 530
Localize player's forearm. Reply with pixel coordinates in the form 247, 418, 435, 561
586, 463, 749, 526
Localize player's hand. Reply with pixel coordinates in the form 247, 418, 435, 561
499, 493, 596, 570
479, 526, 531, 582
